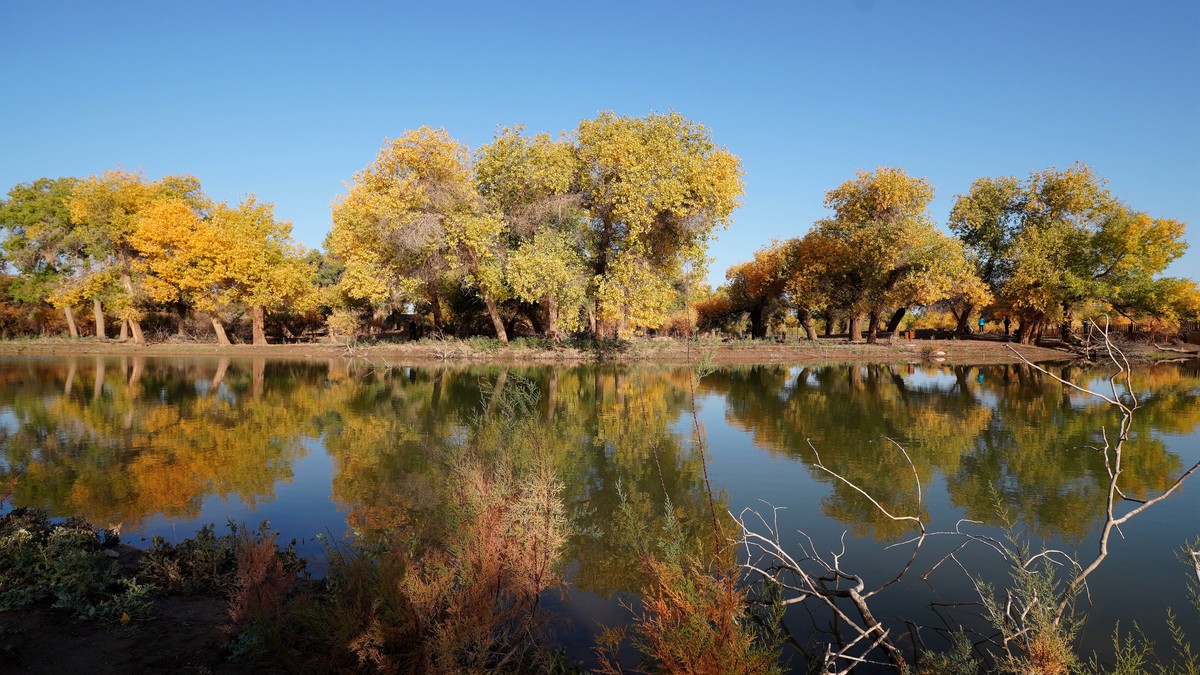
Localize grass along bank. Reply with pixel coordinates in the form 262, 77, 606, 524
0, 334, 1151, 366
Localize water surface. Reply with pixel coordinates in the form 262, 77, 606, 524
0, 355, 1196, 668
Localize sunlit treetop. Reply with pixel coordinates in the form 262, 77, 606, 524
575, 110, 744, 271
823, 166, 934, 225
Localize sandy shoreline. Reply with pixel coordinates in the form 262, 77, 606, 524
0, 336, 1159, 366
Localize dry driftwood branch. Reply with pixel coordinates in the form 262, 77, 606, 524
733, 432, 928, 672
1153, 343, 1198, 354
1006, 317, 1200, 618
736, 315, 1199, 672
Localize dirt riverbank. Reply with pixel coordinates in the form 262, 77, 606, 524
0, 335, 1190, 366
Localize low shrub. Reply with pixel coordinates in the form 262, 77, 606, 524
0, 508, 152, 622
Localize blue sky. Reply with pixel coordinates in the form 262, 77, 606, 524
2, 1, 1197, 285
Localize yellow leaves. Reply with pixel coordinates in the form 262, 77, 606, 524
334, 127, 473, 241
128, 193, 314, 316
475, 126, 578, 217
576, 110, 744, 255
507, 229, 589, 331
443, 212, 508, 297
328, 126, 479, 318
68, 169, 154, 242
823, 166, 934, 224
725, 242, 790, 310
325, 112, 745, 337
596, 255, 676, 337
1024, 162, 1114, 222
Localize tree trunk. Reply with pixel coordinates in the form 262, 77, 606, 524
128, 319, 143, 344
886, 307, 907, 334
1017, 317, 1042, 344
1060, 301, 1073, 342
128, 357, 144, 388
799, 310, 819, 341
848, 314, 863, 342
546, 370, 558, 422
63, 305, 79, 338
64, 359, 77, 396
824, 311, 834, 337
749, 305, 766, 339
251, 306, 267, 345
482, 293, 508, 344
485, 368, 509, 419
429, 289, 444, 332
93, 357, 105, 401
92, 299, 106, 339
252, 358, 265, 399
119, 271, 144, 344
954, 304, 973, 336
546, 296, 560, 341
866, 309, 880, 343
211, 358, 229, 392
119, 319, 128, 341
211, 316, 231, 345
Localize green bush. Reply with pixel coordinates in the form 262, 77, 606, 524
0, 508, 152, 622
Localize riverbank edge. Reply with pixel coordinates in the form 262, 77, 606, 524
0, 336, 1186, 366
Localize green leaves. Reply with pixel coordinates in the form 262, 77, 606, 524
949, 163, 1190, 331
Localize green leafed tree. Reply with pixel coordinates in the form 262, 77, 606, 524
951, 163, 1188, 343
810, 167, 985, 342
0, 177, 88, 337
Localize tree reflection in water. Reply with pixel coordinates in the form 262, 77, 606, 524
0, 355, 1196, 668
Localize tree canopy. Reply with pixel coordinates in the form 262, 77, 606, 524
0, 126, 1192, 346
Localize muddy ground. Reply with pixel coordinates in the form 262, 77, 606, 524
0, 335, 1179, 366
0, 596, 254, 674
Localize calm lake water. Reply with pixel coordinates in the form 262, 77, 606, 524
0, 355, 1197, 669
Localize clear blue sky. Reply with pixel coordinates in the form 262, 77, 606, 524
2, 1, 1197, 286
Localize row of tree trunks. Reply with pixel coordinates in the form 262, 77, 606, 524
70, 306, 271, 347
63, 300, 110, 340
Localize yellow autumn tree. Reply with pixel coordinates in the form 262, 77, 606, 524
725, 242, 793, 339
442, 211, 512, 342
329, 127, 475, 333
575, 111, 744, 336
132, 196, 313, 344
594, 254, 678, 338
66, 169, 208, 344
476, 126, 583, 338
506, 229, 589, 337
812, 167, 986, 342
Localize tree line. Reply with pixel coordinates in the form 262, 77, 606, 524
0, 171, 311, 344
0, 111, 1194, 345
702, 164, 1198, 343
